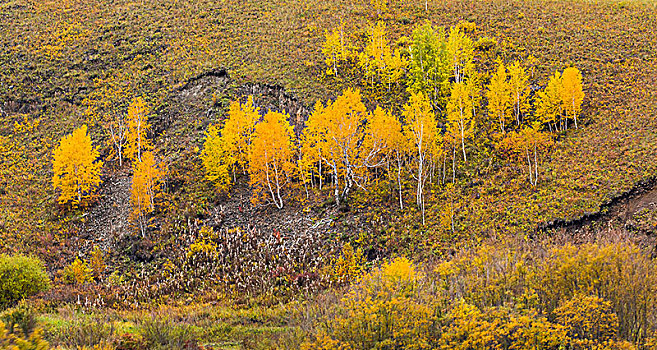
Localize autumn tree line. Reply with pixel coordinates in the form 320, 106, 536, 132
201, 21, 584, 222
49, 20, 582, 228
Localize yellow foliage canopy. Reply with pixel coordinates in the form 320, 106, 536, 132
302, 257, 435, 350
535, 71, 563, 130
507, 61, 530, 126
447, 81, 476, 162
130, 151, 165, 225
248, 110, 296, 209
486, 60, 512, 133
222, 96, 260, 173
321, 24, 351, 77
52, 124, 103, 207
201, 124, 232, 193
125, 96, 152, 162
560, 66, 584, 129
303, 89, 372, 205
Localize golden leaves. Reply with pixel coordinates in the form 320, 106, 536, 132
125, 96, 152, 163
130, 151, 165, 229
249, 110, 296, 209
52, 124, 103, 207
201, 124, 232, 194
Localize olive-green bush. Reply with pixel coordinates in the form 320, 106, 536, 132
0, 255, 51, 310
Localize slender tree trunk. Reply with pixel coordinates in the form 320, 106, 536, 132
533, 143, 539, 186
264, 162, 277, 208
396, 152, 403, 210
319, 155, 323, 190
450, 194, 455, 234
442, 150, 447, 185
452, 142, 456, 183
460, 121, 467, 162
332, 163, 340, 206
572, 99, 578, 129
526, 147, 533, 185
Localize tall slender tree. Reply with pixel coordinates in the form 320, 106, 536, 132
403, 91, 438, 224
560, 66, 584, 129
130, 151, 165, 236
486, 61, 512, 133
125, 97, 151, 162
249, 111, 296, 209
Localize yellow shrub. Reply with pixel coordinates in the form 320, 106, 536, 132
62, 258, 94, 285
328, 243, 365, 286
304, 257, 436, 350
439, 302, 567, 350
0, 320, 49, 350
554, 294, 619, 346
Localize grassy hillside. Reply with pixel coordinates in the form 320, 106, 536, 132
1, 0, 657, 348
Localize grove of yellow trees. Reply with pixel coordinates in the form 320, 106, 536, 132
198, 21, 584, 221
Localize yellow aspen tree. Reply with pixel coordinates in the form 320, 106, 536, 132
507, 61, 531, 126
560, 66, 584, 129
321, 23, 351, 77
486, 60, 512, 133
535, 71, 563, 132
52, 125, 103, 207
447, 24, 474, 84
381, 47, 407, 91
125, 96, 152, 162
201, 124, 232, 193
130, 151, 165, 236
304, 89, 371, 205
323, 89, 371, 204
222, 96, 260, 176
248, 111, 296, 209
364, 106, 406, 208
359, 21, 389, 86
299, 101, 327, 192
402, 91, 438, 224
447, 82, 475, 163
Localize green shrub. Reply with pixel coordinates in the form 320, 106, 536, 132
0, 255, 51, 310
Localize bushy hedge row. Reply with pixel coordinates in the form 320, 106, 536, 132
300, 241, 657, 349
